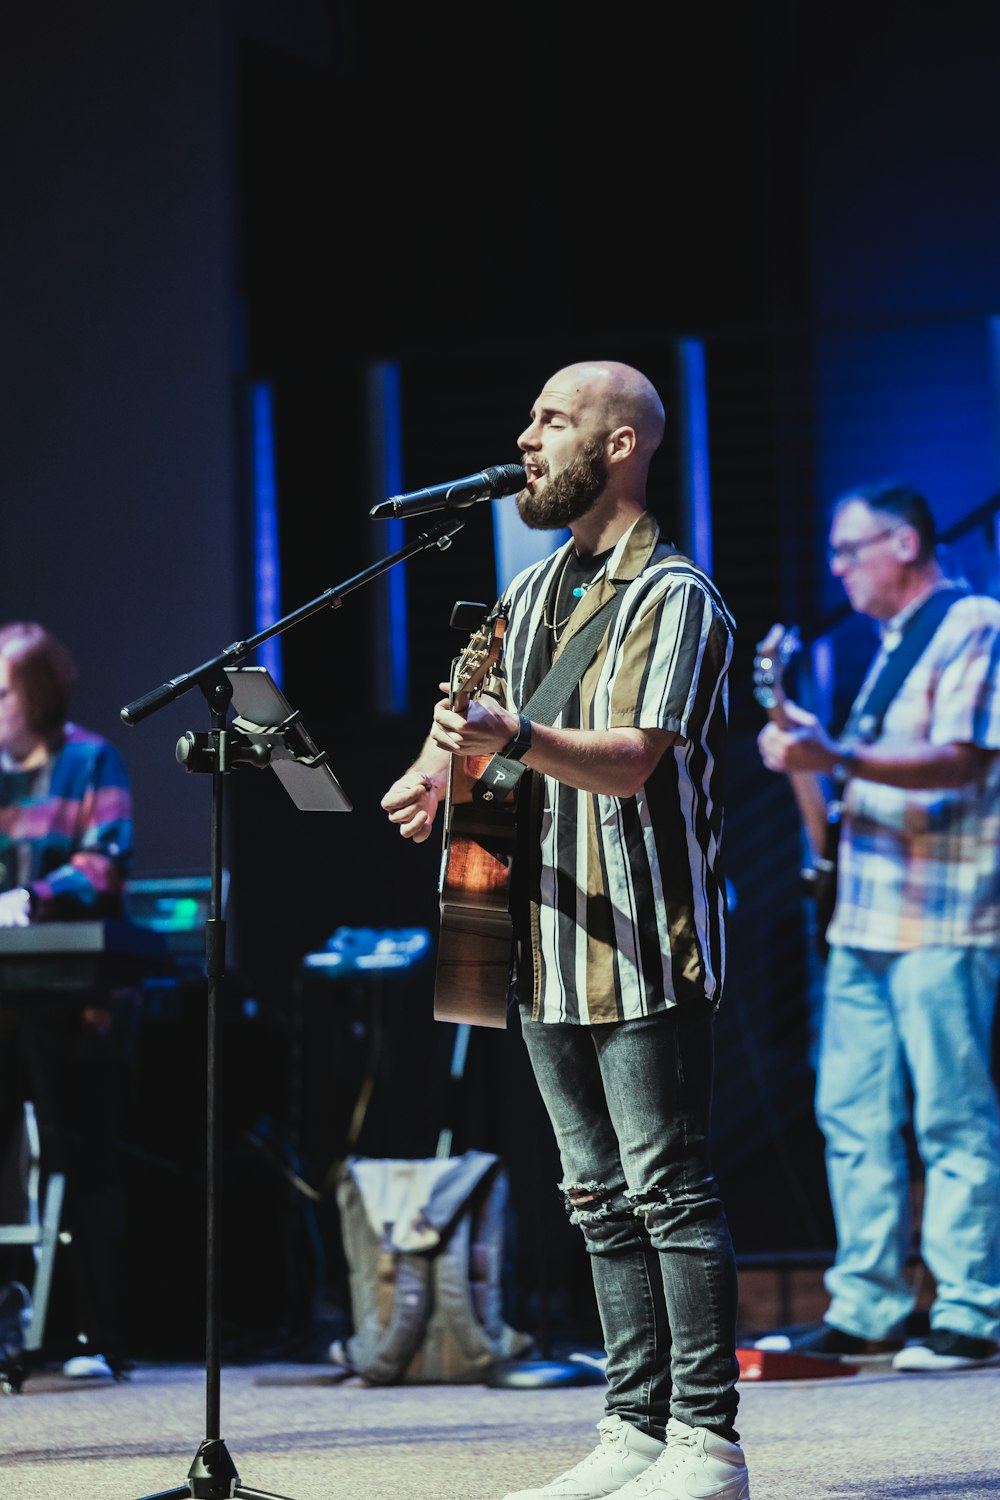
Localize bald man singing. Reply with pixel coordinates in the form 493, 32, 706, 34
382, 362, 750, 1500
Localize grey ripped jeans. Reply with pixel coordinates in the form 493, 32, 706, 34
520, 1005, 740, 1442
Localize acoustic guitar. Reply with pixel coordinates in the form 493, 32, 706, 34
753, 623, 840, 961
433, 606, 518, 1029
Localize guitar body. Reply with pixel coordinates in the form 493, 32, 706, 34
754, 623, 840, 962
434, 764, 516, 1029
433, 610, 517, 1029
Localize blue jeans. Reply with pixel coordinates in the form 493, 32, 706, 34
818, 945, 1000, 1341
519, 1006, 740, 1442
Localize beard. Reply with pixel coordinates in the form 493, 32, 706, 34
516, 436, 609, 530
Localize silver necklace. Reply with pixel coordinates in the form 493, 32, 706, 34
542, 553, 601, 643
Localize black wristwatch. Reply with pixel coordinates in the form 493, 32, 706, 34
832, 745, 858, 783
500, 713, 532, 763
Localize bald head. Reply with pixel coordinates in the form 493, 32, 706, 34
517, 360, 666, 538
544, 361, 666, 462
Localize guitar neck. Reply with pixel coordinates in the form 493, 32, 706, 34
763, 693, 834, 860
754, 624, 841, 903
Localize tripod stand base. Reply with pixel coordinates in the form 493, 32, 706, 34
135, 1437, 299, 1500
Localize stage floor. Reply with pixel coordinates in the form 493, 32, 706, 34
1, 1353, 998, 1499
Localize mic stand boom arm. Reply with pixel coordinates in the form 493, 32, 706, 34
119, 514, 465, 1500
121, 515, 466, 727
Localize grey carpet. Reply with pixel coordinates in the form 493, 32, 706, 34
1, 1357, 998, 1499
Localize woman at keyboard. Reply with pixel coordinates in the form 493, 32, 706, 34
0, 620, 135, 1383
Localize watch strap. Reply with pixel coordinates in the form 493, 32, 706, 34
500, 713, 532, 763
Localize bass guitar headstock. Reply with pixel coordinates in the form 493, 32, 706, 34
753, 623, 801, 720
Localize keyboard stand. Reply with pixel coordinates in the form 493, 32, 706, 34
0, 1103, 66, 1393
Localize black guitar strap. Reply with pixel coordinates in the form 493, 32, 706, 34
841, 583, 969, 750
472, 579, 631, 803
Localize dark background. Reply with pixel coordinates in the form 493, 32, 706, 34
4, 1, 1000, 1359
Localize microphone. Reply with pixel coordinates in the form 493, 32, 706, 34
369, 462, 525, 519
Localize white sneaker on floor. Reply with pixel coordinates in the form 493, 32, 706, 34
62, 1353, 114, 1379
891, 1328, 1000, 1371
503, 1413, 665, 1500
613, 1417, 750, 1500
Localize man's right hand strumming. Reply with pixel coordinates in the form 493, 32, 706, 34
381, 765, 446, 843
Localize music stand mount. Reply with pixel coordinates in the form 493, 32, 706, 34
120, 516, 465, 1500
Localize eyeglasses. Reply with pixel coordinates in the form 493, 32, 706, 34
827, 526, 902, 566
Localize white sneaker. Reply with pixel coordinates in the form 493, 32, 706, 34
891, 1328, 1000, 1371
62, 1353, 114, 1379
503, 1413, 665, 1500
613, 1417, 749, 1500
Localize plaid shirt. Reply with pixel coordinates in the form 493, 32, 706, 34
498, 512, 735, 1024
827, 587, 1000, 952
0, 724, 133, 918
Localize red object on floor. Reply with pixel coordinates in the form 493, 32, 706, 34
736, 1346, 859, 1380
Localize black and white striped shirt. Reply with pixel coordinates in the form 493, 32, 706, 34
499, 512, 735, 1024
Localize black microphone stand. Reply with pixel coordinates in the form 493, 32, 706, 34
121, 516, 465, 1500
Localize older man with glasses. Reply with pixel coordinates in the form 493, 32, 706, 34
757, 481, 1000, 1372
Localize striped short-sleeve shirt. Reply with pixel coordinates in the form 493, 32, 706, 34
826, 588, 1000, 952
499, 512, 735, 1024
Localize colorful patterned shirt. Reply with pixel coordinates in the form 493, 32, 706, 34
826, 587, 1000, 952
496, 511, 735, 1024
0, 724, 133, 918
